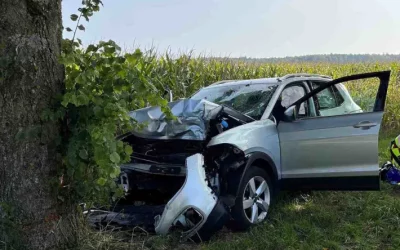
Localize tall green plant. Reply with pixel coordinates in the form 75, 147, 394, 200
52, 1, 171, 204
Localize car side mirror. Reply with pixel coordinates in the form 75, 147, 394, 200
283, 106, 297, 122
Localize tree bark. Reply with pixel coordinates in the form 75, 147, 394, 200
0, 0, 69, 249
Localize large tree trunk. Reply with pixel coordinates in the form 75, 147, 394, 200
0, 0, 70, 249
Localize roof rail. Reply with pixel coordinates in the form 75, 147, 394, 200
278, 73, 332, 81
209, 80, 236, 86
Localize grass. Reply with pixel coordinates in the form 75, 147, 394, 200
200, 133, 400, 250
75, 132, 400, 250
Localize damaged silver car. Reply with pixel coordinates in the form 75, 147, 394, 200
86, 71, 390, 241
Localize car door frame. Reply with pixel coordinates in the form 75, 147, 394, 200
279, 81, 317, 118
298, 71, 390, 114
278, 71, 390, 191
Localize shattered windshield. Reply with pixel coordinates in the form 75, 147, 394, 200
191, 83, 278, 120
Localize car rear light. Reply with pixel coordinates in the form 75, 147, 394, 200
173, 207, 204, 231
170, 207, 205, 240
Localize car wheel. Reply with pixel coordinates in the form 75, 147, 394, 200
228, 166, 272, 231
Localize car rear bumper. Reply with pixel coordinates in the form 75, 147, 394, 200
85, 153, 229, 240
154, 153, 226, 239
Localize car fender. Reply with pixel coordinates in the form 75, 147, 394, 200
207, 119, 281, 181
235, 151, 279, 196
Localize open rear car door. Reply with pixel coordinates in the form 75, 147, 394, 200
278, 71, 390, 190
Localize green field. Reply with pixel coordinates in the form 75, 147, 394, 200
117, 55, 400, 132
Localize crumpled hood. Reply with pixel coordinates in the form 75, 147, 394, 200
129, 98, 222, 140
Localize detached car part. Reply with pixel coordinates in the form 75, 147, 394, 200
85, 153, 229, 241
154, 154, 228, 241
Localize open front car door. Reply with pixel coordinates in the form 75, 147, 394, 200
278, 71, 390, 190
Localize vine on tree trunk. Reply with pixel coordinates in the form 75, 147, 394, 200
45, 0, 173, 205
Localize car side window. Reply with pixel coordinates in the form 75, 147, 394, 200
310, 81, 344, 110
302, 78, 380, 118
332, 85, 344, 105
281, 84, 308, 117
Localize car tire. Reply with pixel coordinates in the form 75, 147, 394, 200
227, 166, 273, 231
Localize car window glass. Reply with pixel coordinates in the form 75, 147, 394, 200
311, 82, 340, 110
281, 85, 307, 115
191, 84, 278, 120
333, 85, 344, 105
306, 78, 380, 117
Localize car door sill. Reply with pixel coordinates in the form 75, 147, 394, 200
280, 176, 380, 191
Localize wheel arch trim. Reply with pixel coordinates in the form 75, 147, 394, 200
236, 152, 279, 197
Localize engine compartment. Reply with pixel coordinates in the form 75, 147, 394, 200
115, 104, 251, 205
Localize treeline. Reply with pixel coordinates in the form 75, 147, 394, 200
214, 54, 400, 63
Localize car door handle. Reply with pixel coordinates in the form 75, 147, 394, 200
353, 121, 377, 129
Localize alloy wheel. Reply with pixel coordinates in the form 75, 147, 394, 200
242, 176, 270, 223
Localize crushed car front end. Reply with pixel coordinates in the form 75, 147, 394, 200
85, 82, 279, 240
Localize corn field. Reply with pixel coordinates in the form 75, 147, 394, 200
128, 50, 400, 132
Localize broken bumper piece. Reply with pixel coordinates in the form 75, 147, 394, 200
84, 205, 165, 232
154, 153, 228, 241
85, 153, 229, 241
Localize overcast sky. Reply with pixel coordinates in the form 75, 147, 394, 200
62, 0, 400, 58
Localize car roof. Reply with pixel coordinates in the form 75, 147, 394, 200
203, 74, 332, 89
203, 77, 280, 89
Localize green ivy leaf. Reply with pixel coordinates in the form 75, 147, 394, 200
124, 145, 133, 155
109, 141, 116, 153
79, 149, 88, 160
119, 99, 127, 108
76, 93, 89, 106
61, 99, 69, 107
104, 103, 115, 116
93, 106, 102, 117
70, 14, 79, 21
111, 168, 121, 179
66, 27, 73, 32
125, 49, 143, 64
93, 0, 103, 6
97, 178, 106, 186
78, 25, 85, 31
114, 188, 124, 198
110, 152, 120, 163
86, 44, 98, 53
104, 46, 116, 54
